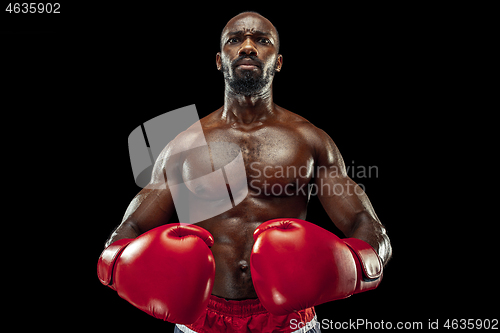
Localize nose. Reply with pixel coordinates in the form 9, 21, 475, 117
238, 38, 258, 57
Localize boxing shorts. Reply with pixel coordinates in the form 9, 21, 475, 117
174, 295, 319, 333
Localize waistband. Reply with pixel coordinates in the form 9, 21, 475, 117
206, 295, 268, 317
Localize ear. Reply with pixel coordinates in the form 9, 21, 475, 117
216, 52, 222, 71
275, 54, 283, 72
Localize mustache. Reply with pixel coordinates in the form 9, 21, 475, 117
231, 55, 263, 69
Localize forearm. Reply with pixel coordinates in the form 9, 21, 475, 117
105, 188, 175, 248
349, 211, 392, 266
105, 221, 140, 248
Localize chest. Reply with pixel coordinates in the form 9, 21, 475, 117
180, 125, 315, 197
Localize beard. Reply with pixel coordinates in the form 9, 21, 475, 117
222, 55, 277, 96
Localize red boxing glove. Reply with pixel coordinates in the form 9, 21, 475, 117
250, 218, 382, 315
97, 223, 215, 324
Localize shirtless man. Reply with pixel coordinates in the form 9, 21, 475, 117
98, 11, 392, 333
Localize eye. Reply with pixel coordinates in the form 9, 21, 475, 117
227, 38, 240, 44
258, 38, 271, 45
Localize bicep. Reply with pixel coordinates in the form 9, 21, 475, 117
312, 130, 379, 236
311, 128, 391, 262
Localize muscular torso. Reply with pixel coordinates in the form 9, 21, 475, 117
173, 105, 317, 299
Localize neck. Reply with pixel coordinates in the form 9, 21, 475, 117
222, 86, 275, 125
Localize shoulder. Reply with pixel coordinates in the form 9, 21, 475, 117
275, 105, 341, 166
274, 105, 325, 136
170, 107, 225, 153
156, 107, 223, 162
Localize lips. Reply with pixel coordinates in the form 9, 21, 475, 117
234, 58, 261, 70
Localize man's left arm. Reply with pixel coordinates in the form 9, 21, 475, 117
313, 129, 392, 265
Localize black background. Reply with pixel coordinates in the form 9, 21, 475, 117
2, 2, 495, 331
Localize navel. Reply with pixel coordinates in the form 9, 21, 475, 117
239, 260, 249, 272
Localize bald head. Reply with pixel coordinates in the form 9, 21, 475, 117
220, 11, 280, 52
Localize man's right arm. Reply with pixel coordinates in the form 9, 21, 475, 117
105, 143, 180, 248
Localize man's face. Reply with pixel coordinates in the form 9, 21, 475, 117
217, 13, 282, 96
